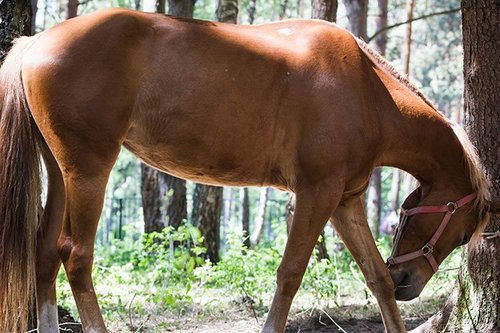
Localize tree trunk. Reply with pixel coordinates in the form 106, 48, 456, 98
251, 187, 270, 246
280, 0, 289, 19
67, 0, 79, 19
402, 0, 416, 76
367, 168, 382, 237
374, 0, 388, 55
192, 185, 223, 263
135, 0, 142, 10
417, 1, 500, 332
141, 165, 187, 232
0, 0, 34, 62
141, 165, 167, 233
285, 194, 295, 234
297, 0, 305, 17
342, 0, 368, 39
168, 0, 195, 17
248, 0, 256, 24
157, 0, 166, 13
311, 0, 338, 22
222, 187, 233, 229
241, 188, 250, 248
217, 0, 238, 23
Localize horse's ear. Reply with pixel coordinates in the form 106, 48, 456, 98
486, 200, 500, 214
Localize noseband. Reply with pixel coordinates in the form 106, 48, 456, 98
387, 192, 477, 273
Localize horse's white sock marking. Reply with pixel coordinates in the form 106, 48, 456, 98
38, 300, 59, 333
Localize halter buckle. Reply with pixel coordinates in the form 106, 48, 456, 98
447, 202, 458, 214
386, 257, 395, 268
422, 244, 434, 256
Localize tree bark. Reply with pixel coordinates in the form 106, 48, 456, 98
297, 0, 305, 17
248, 0, 256, 24
222, 187, 233, 229
374, 0, 388, 55
141, 165, 187, 232
311, 0, 338, 22
157, 0, 166, 13
168, 0, 195, 17
402, 0, 416, 76
216, 0, 238, 23
0, 0, 34, 62
342, 0, 368, 39
251, 187, 270, 246
417, 1, 500, 332
135, 0, 142, 10
367, 168, 382, 238
241, 188, 250, 248
67, 0, 79, 19
280, 0, 289, 19
192, 185, 223, 263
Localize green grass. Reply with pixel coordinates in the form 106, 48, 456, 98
55, 225, 462, 331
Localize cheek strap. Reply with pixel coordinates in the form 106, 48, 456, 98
387, 192, 477, 273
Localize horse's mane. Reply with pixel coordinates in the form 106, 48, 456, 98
355, 37, 491, 240
355, 38, 438, 111
450, 123, 491, 241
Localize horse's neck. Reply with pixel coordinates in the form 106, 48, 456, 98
376, 76, 467, 189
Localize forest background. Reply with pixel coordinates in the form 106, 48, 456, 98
3, 0, 491, 332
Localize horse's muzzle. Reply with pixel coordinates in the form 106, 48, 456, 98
390, 269, 420, 301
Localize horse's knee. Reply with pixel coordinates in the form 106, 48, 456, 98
57, 239, 93, 288
276, 266, 304, 298
36, 247, 60, 286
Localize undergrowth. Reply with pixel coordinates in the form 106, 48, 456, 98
55, 224, 462, 331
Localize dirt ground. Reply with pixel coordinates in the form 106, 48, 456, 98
57, 306, 428, 333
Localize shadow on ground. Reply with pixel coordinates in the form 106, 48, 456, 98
286, 314, 424, 333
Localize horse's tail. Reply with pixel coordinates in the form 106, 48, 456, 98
0, 37, 41, 333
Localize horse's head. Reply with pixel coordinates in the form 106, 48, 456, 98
386, 186, 496, 301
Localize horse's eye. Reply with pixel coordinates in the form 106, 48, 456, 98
461, 234, 470, 245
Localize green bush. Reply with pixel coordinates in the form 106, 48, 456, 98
194, 232, 281, 309
55, 225, 464, 324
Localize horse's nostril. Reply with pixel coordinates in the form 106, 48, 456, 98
390, 270, 410, 287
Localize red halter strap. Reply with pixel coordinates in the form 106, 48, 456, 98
387, 192, 477, 273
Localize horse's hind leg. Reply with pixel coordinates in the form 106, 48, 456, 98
331, 197, 406, 333
36, 142, 65, 332
57, 148, 121, 332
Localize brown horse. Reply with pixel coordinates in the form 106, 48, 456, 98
0, 8, 498, 333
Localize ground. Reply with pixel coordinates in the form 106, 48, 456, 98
57, 296, 440, 333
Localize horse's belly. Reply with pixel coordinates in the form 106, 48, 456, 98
123, 136, 289, 188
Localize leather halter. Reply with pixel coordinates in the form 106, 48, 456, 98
387, 192, 477, 273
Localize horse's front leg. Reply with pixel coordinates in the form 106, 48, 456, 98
331, 197, 407, 333
261, 180, 343, 333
